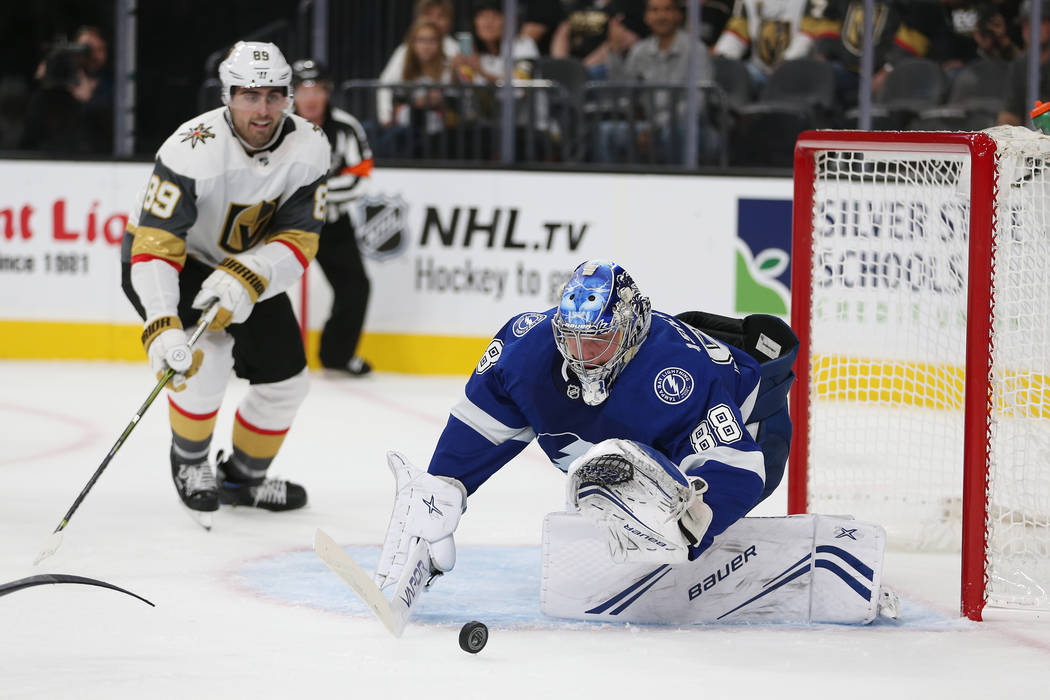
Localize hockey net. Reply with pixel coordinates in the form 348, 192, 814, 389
789, 128, 1050, 620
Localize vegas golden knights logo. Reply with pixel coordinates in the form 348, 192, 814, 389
758, 20, 792, 68
219, 200, 278, 253
842, 2, 888, 56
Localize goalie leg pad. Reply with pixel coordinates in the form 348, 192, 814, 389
541, 512, 889, 625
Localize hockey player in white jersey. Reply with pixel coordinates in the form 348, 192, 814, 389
369, 260, 900, 625
120, 41, 330, 521
292, 58, 375, 377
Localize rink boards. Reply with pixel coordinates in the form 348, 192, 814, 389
0, 160, 793, 373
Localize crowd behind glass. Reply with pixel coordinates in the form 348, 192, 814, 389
4, 0, 1044, 169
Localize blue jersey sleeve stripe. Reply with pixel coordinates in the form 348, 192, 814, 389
739, 382, 759, 423
680, 445, 766, 483
450, 397, 536, 446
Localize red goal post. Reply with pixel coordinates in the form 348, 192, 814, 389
788, 129, 1050, 621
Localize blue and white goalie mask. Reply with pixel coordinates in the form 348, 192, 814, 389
552, 261, 652, 406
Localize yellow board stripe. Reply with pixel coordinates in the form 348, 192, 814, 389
0, 320, 490, 375
0, 321, 145, 361
812, 354, 1050, 418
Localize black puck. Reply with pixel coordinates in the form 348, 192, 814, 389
459, 620, 488, 653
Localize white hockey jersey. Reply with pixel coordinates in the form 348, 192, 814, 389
714, 0, 809, 73
125, 106, 330, 278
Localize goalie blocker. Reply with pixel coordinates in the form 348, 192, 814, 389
542, 512, 893, 625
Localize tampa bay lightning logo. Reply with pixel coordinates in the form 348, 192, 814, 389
512, 312, 546, 337
654, 367, 694, 404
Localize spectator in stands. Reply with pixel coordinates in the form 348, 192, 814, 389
19, 42, 106, 154
378, 18, 455, 156
378, 18, 453, 128
714, 0, 809, 93
551, 0, 649, 79
998, 0, 1050, 125
930, 1, 1021, 81
74, 26, 114, 153
598, 0, 716, 163
520, 0, 568, 55
973, 2, 1020, 59
452, 0, 540, 84
702, 0, 734, 46
378, 0, 459, 96
75, 27, 113, 106
782, 1, 947, 108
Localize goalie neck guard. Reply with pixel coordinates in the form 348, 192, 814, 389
552, 260, 652, 406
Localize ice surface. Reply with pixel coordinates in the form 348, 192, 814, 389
2, 361, 1049, 699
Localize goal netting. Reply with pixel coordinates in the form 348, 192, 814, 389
790, 127, 1050, 619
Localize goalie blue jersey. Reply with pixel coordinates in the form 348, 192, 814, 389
429, 309, 771, 551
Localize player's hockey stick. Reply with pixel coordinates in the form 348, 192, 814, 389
34, 303, 220, 566
0, 573, 155, 607
313, 528, 432, 637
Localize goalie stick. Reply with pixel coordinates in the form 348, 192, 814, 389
313, 528, 432, 637
34, 303, 220, 566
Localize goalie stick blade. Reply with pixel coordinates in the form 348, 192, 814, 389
313, 529, 405, 637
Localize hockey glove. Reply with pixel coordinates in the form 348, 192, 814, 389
191, 257, 268, 330
374, 451, 467, 591
569, 439, 711, 563
142, 315, 203, 392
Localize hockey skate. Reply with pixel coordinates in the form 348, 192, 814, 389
170, 448, 219, 530
323, 356, 372, 377
216, 453, 307, 511
877, 587, 903, 620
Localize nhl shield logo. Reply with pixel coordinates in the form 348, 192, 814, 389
352, 193, 408, 260
654, 367, 694, 405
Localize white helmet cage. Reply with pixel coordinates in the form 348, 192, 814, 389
218, 41, 294, 114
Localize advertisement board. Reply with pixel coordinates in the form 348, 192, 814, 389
0, 160, 793, 372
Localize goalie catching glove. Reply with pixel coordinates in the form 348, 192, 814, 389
142, 315, 203, 392
568, 439, 713, 563
191, 256, 269, 330
374, 451, 467, 591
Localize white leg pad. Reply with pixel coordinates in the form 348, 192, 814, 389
541, 512, 887, 625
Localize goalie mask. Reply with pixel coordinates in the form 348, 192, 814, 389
552, 261, 651, 406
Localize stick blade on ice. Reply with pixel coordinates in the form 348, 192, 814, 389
313, 528, 403, 637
